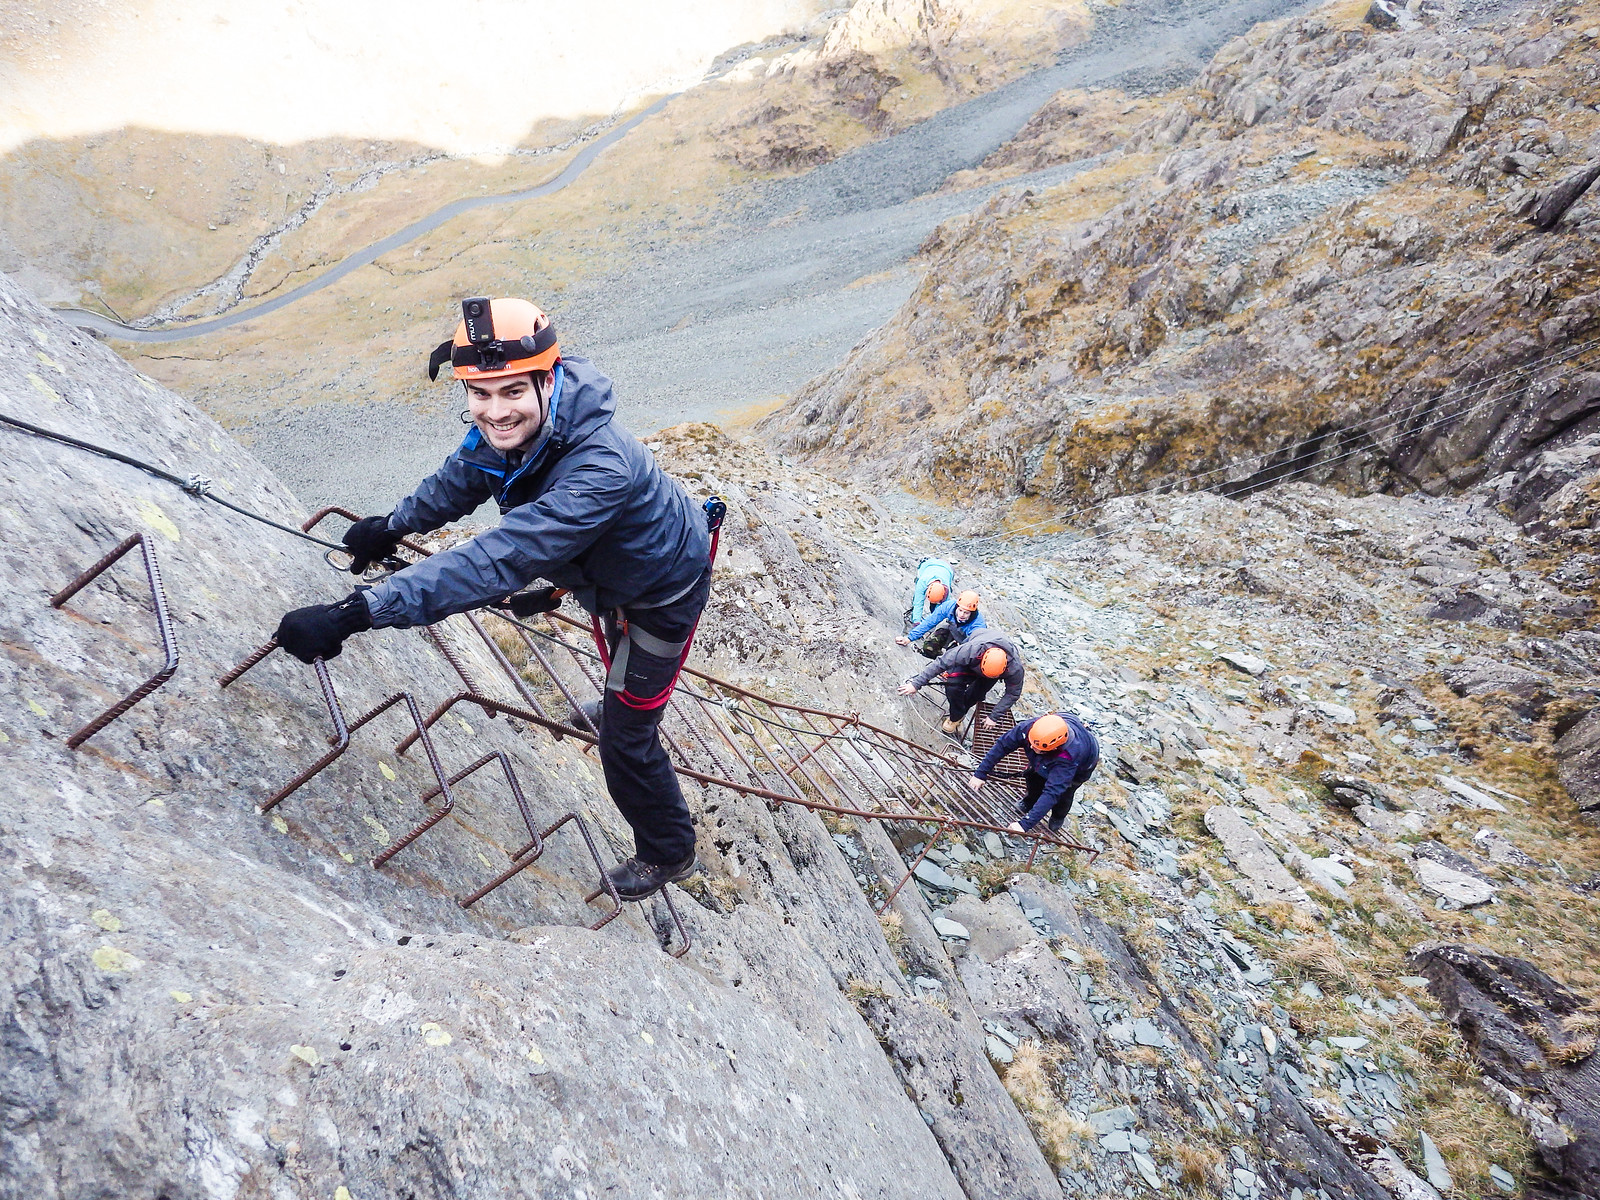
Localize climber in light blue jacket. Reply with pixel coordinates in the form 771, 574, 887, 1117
905, 557, 955, 629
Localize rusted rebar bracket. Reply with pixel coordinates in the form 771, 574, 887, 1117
301, 506, 432, 559
463, 810, 623, 932
371, 749, 520, 869
423, 624, 498, 719
264, 687, 454, 816
394, 690, 595, 757
50, 531, 180, 749
581, 876, 692, 957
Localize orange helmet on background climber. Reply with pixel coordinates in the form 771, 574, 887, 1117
979, 647, 1008, 678
1028, 714, 1070, 752
428, 297, 560, 382
926, 580, 949, 605
957, 590, 980, 610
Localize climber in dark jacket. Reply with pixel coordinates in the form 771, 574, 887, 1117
272, 298, 710, 901
968, 712, 1099, 834
898, 628, 1025, 735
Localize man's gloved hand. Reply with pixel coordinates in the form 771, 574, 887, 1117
342, 514, 403, 573
274, 592, 373, 663
503, 586, 564, 618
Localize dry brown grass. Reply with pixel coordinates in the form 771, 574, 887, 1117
1278, 936, 1355, 987
877, 910, 908, 958
1170, 1141, 1222, 1191
1002, 1042, 1094, 1166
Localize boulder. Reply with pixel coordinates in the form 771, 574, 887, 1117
1555, 709, 1600, 812
1320, 772, 1389, 809
1409, 944, 1600, 1199
1220, 650, 1270, 676
1411, 857, 1496, 909
1204, 807, 1314, 909
1441, 656, 1552, 718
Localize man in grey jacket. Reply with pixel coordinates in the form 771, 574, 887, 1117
898, 628, 1025, 735
273, 297, 711, 901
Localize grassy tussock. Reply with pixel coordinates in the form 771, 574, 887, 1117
1001, 1042, 1094, 1167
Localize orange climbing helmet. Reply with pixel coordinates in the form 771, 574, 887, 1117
926, 580, 949, 605
957, 590, 980, 610
1028, 713, 1070, 753
427, 297, 560, 382
979, 647, 1008, 678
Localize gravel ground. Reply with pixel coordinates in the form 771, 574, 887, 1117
243, 0, 1314, 514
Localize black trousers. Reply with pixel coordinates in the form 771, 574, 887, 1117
946, 674, 997, 722
918, 625, 955, 659
599, 569, 710, 866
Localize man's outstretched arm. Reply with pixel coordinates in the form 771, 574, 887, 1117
364, 454, 632, 628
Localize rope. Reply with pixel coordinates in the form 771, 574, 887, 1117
0, 411, 347, 551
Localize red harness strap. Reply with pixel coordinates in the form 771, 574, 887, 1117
590, 498, 724, 712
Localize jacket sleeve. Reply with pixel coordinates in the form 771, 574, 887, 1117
390, 453, 497, 534
911, 639, 973, 688
363, 448, 633, 629
974, 723, 1028, 778
907, 597, 954, 641
988, 661, 1026, 720
1020, 759, 1080, 830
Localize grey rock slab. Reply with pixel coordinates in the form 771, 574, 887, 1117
1312, 700, 1359, 724
956, 934, 1099, 1051
1131, 1150, 1163, 1188
1554, 708, 1600, 811
1220, 651, 1271, 675
1412, 857, 1497, 908
1101, 1129, 1134, 1153
1435, 775, 1509, 813
943, 894, 1036, 964
1132, 1017, 1170, 1047
1088, 1105, 1139, 1134
1243, 785, 1312, 837
1204, 806, 1315, 909
932, 916, 972, 940
859, 995, 1061, 1200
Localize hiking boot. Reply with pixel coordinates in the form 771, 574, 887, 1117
606, 854, 700, 902
569, 698, 603, 733
941, 718, 961, 735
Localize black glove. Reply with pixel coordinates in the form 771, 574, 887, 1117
274, 592, 373, 663
502, 586, 563, 618
342, 514, 403, 573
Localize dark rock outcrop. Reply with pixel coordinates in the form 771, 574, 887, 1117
1410, 943, 1600, 1200
1556, 709, 1600, 812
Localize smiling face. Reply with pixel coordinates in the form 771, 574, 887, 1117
465, 372, 547, 452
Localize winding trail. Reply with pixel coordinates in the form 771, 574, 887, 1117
55, 98, 673, 342
58, 0, 1314, 512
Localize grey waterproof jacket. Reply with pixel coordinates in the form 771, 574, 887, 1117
363, 356, 709, 629
911, 628, 1026, 718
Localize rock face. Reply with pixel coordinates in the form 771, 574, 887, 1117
761, 0, 1600, 542
1556, 709, 1600, 811
0, 277, 979, 1198
1410, 943, 1600, 1200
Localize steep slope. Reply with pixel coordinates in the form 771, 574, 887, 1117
0, 276, 1002, 1199
763, 0, 1600, 533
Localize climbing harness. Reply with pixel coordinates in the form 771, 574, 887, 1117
589, 497, 726, 712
